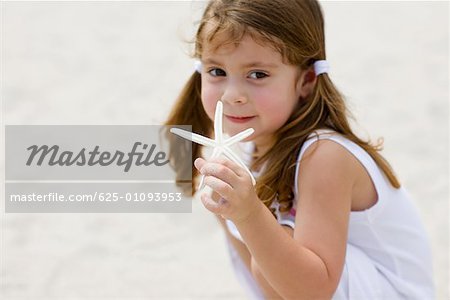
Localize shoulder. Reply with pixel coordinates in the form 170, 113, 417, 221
295, 138, 361, 227
299, 138, 360, 186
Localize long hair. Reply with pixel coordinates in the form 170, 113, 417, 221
164, 71, 212, 194
164, 0, 400, 214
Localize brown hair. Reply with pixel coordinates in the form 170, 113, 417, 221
164, 0, 400, 215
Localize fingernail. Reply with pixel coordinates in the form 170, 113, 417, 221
194, 158, 200, 168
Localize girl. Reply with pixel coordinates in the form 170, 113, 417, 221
165, 0, 434, 299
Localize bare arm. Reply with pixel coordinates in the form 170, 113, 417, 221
233, 141, 356, 299
212, 191, 293, 299
212, 191, 252, 272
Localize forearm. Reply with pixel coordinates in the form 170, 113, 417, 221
235, 202, 332, 299
251, 256, 284, 299
216, 215, 285, 299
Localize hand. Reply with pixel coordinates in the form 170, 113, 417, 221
194, 157, 261, 224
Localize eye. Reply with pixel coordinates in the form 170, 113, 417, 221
208, 68, 226, 77
248, 71, 268, 79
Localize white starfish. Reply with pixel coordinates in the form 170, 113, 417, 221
170, 101, 256, 190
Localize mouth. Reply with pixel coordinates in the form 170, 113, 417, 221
225, 115, 256, 124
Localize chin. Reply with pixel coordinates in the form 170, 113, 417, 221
225, 127, 255, 140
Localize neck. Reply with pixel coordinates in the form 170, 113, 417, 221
253, 136, 275, 159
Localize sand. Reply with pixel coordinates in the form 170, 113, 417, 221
1, 1, 448, 299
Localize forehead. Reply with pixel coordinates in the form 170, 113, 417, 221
201, 29, 283, 65
199, 21, 284, 61
206, 35, 278, 58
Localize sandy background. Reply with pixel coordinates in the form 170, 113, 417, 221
1, 0, 448, 299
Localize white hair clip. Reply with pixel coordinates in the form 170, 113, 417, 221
314, 60, 329, 76
194, 60, 202, 73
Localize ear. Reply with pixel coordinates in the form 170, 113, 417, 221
296, 66, 317, 99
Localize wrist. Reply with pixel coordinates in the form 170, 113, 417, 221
233, 199, 264, 227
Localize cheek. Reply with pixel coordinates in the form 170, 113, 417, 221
253, 88, 298, 124
201, 84, 220, 120
253, 90, 286, 115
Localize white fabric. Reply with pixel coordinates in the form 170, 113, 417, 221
223, 130, 434, 299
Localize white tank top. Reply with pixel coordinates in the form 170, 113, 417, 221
224, 130, 434, 299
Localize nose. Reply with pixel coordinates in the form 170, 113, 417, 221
221, 81, 248, 105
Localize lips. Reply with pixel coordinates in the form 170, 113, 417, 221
225, 115, 255, 123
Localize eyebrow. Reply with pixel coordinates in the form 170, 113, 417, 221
202, 58, 278, 69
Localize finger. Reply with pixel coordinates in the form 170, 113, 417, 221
209, 156, 248, 178
201, 193, 226, 215
194, 157, 206, 171
203, 175, 233, 199
222, 148, 255, 183
197, 155, 246, 178
200, 162, 239, 188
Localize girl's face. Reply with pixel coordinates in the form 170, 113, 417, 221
200, 34, 307, 152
